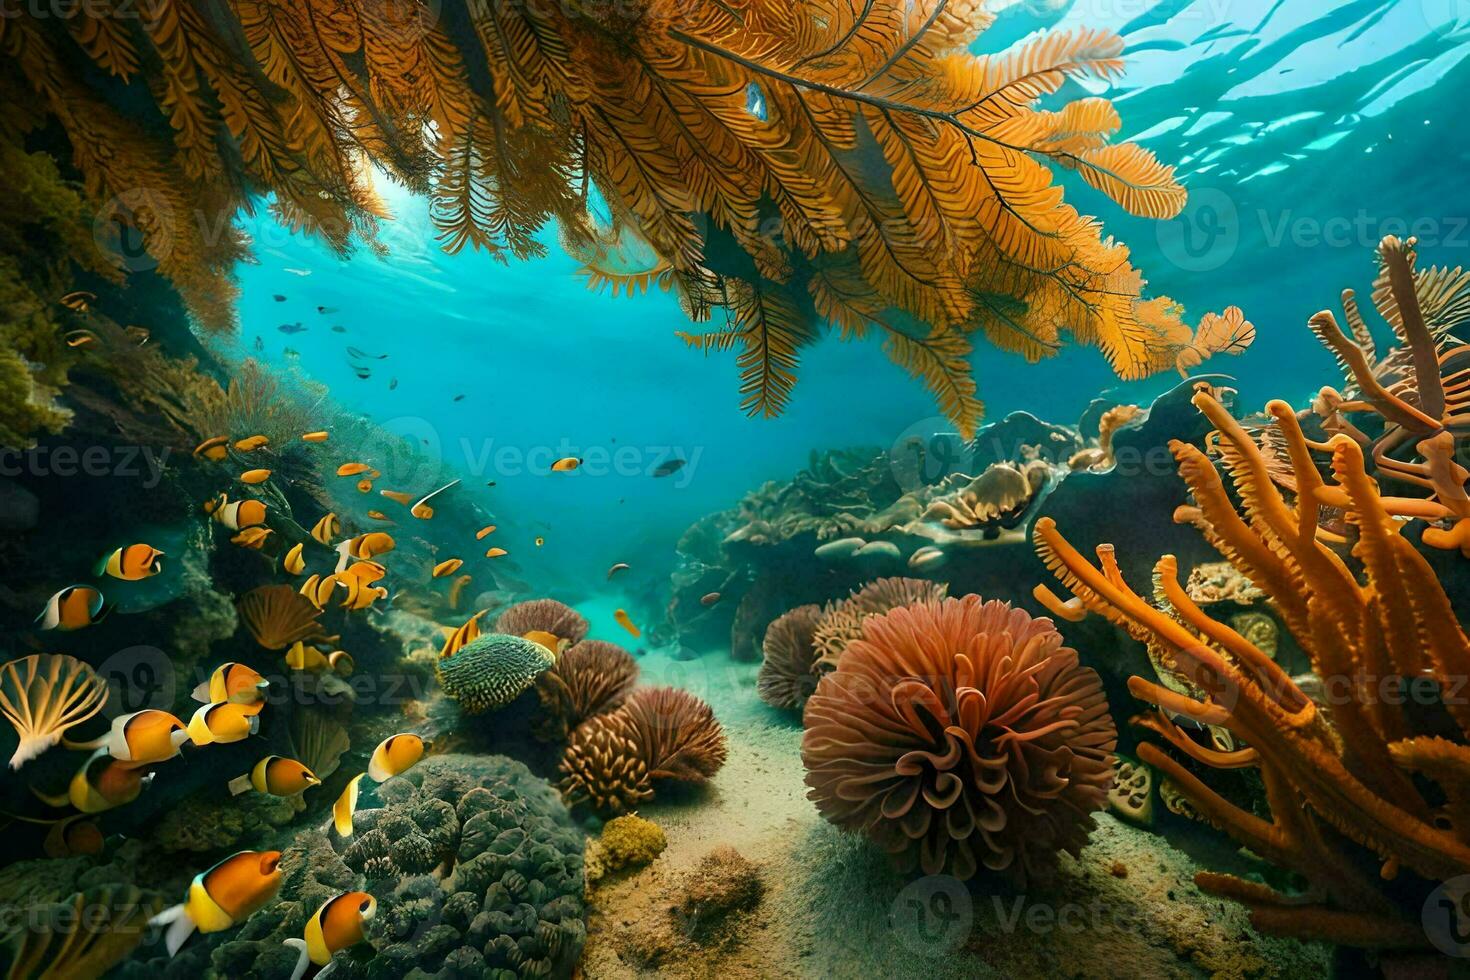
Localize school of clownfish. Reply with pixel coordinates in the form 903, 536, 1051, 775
19, 422, 654, 971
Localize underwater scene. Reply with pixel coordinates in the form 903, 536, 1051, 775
2, 0, 1470, 977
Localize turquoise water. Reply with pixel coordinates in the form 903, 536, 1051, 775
229, 0, 1470, 595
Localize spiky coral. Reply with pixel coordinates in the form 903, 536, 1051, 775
757, 604, 825, 710
802, 595, 1115, 883
1034, 382, 1470, 948
534, 640, 639, 742
495, 599, 590, 647
3, 0, 1218, 433
812, 577, 949, 670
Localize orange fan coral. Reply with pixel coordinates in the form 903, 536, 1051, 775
0, 654, 108, 769
4, 0, 1200, 434
801, 596, 1116, 883
494, 599, 590, 647
1033, 383, 1470, 948
236, 584, 324, 650
757, 604, 824, 710
559, 714, 655, 817
812, 577, 949, 671
534, 640, 640, 742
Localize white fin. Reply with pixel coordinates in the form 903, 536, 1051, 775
227, 773, 253, 796
150, 904, 196, 957
318, 959, 339, 980
283, 937, 311, 980
191, 680, 211, 703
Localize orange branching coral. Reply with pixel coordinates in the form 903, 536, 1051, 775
237, 585, 324, 650
801, 596, 1115, 883
757, 604, 825, 710
0, 654, 108, 769
3, 0, 1203, 434
534, 640, 640, 742
1033, 384, 1470, 948
494, 599, 590, 647
812, 577, 949, 671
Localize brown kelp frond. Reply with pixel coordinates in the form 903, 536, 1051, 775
5, 0, 1198, 435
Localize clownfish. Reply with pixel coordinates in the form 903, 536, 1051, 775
342, 560, 386, 585
33, 748, 153, 814
228, 756, 319, 797
299, 574, 339, 610
193, 662, 269, 708
97, 543, 165, 580
432, 558, 463, 578
551, 457, 581, 472
150, 850, 283, 956
105, 709, 188, 767
333, 774, 366, 837
187, 701, 261, 746
439, 610, 485, 659
36, 585, 109, 631
409, 479, 459, 519
231, 526, 273, 549
284, 891, 376, 979
310, 512, 340, 545
283, 542, 307, 575
214, 496, 268, 531
475, 525, 497, 539
337, 577, 387, 611
368, 734, 425, 782
193, 436, 229, 461
334, 532, 395, 572
614, 608, 641, 639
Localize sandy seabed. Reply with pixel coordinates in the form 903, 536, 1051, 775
575, 646, 1331, 980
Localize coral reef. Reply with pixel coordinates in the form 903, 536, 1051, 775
0, 883, 163, 978
1034, 378, 1470, 949
811, 576, 949, 670
0, 653, 107, 769
495, 598, 590, 647
436, 632, 554, 714
237, 584, 324, 650
533, 639, 639, 742
802, 595, 1116, 883
560, 715, 655, 817
585, 814, 667, 886
756, 604, 824, 710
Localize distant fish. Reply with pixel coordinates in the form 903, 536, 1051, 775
607, 562, 629, 579
239, 468, 271, 485
285, 891, 376, 977
194, 436, 229, 460
432, 558, 463, 578
253, 335, 264, 351
278, 322, 306, 334
366, 509, 394, 522
333, 773, 366, 836
97, 543, 165, 580
331, 324, 347, 333
59, 290, 95, 312
228, 756, 319, 797
36, 585, 109, 631
453, 394, 465, 402
485, 480, 496, 487
231, 526, 273, 549
411, 479, 459, 519
652, 457, 686, 478
357, 478, 373, 493
346, 346, 387, 360
302, 430, 329, 442
272, 294, 287, 302
150, 850, 283, 956
700, 592, 722, 607
613, 608, 641, 639
64, 329, 100, 349
235, 435, 269, 452
485, 546, 508, 558
283, 542, 306, 575
337, 462, 371, 477
551, 457, 581, 472
310, 512, 340, 544
368, 734, 425, 782
353, 366, 371, 380
317, 305, 338, 314
380, 489, 413, 505
389, 378, 398, 390
476, 525, 497, 539
283, 348, 299, 359
285, 267, 311, 276
124, 325, 150, 345
534, 536, 545, 547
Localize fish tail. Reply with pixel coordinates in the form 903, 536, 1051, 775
92, 553, 110, 576
283, 937, 312, 980
227, 773, 253, 796
30, 786, 69, 809
60, 733, 108, 752
150, 904, 196, 957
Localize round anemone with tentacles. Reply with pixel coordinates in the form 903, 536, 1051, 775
801, 595, 1115, 883
436, 633, 554, 714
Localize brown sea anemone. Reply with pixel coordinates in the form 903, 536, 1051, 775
620, 686, 727, 783
237, 585, 324, 650
801, 595, 1115, 883
559, 713, 654, 816
494, 599, 589, 646
534, 640, 640, 742
812, 577, 948, 671
756, 605, 824, 710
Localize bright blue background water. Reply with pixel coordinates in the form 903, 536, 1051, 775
227, 0, 1470, 595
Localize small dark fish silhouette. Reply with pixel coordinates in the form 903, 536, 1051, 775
652, 457, 686, 478
272, 294, 286, 302
353, 366, 371, 379
331, 325, 347, 334
486, 481, 496, 487
317, 305, 338, 314
347, 346, 387, 360
253, 335, 264, 351
388, 378, 398, 390
278, 322, 307, 334
453, 394, 465, 402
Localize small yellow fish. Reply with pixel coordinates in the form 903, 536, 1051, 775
607, 562, 630, 579
234, 435, 269, 452
440, 610, 486, 658
475, 525, 497, 539
447, 573, 472, 610
98, 543, 165, 580
485, 546, 508, 558
104, 709, 188, 768
239, 469, 272, 485
151, 850, 282, 956
342, 560, 386, 584
284, 640, 331, 673
36, 585, 109, 631
64, 329, 100, 348
614, 608, 642, 639
551, 457, 581, 472
357, 478, 374, 493
535, 536, 545, 547
228, 756, 319, 797
338, 576, 387, 611
333, 773, 366, 837
523, 630, 565, 660
366, 509, 394, 522
432, 558, 463, 578
287, 891, 375, 972
336, 531, 395, 570
193, 662, 269, 708
193, 436, 229, 461
337, 462, 371, 477
410, 479, 459, 519
301, 431, 329, 442
187, 701, 261, 746
283, 542, 306, 575
368, 733, 425, 782
59, 289, 95, 311
379, 489, 414, 505
310, 512, 340, 545
300, 574, 339, 610
231, 526, 273, 549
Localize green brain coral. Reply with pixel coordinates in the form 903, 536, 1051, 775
436, 632, 554, 714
